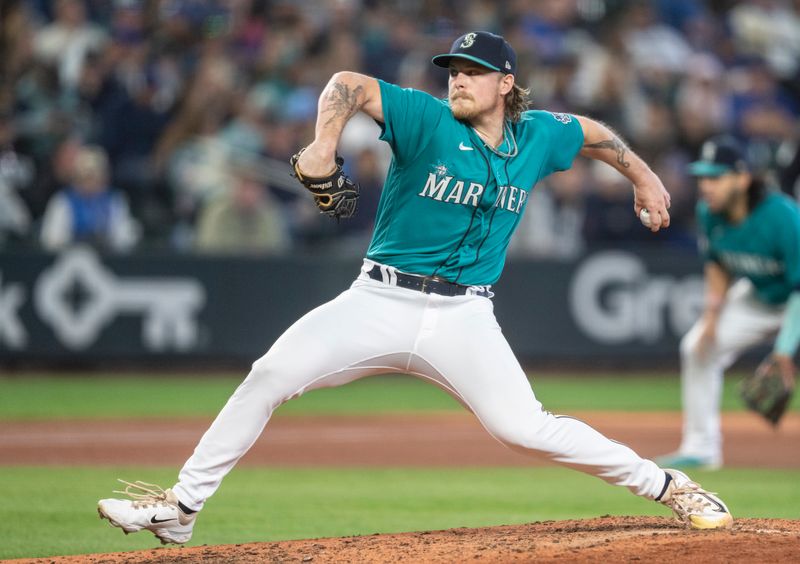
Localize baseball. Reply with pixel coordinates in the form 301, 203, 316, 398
639, 209, 652, 228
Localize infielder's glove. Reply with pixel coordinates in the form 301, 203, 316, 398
290, 149, 359, 220
739, 354, 795, 426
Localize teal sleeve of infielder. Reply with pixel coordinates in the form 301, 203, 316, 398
776, 195, 800, 288
377, 79, 447, 165
695, 201, 718, 263
774, 291, 800, 357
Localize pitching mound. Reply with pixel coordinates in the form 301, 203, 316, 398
18, 517, 800, 563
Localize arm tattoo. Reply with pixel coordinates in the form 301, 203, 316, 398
322, 81, 364, 127
585, 138, 631, 168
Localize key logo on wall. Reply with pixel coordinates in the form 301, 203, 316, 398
1, 248, 206, 351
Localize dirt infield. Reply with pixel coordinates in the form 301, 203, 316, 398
1, 411, 798, 467
13, 517, 800, 563
3, 412, 799, 562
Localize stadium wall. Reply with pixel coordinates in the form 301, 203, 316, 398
0, 247, 707, 367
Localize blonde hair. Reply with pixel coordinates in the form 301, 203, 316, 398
73, 145, 109, 180
504, 83, 531, 122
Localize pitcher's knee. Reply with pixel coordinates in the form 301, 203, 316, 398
245, 355, 297, 404
680, 330, 701, 361
250, 355, 273, 378
248, 356, 278, 387
250, 345, 303, 380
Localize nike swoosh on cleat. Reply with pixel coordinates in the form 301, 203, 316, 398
458, 142, 473, 151
702, 494, 727, 513
151, 516, 177, 524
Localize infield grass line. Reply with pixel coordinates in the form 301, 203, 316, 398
2, 372, 795, 420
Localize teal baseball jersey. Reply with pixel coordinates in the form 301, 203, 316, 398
697, 192, 800, 305
366, 80, 584, 286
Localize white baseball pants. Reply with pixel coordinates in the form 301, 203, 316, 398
173, 262, 667, 510
678, 279, 786, 464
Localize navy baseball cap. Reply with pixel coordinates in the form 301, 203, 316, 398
688, 135, 749, 177
432, 31, 517, 75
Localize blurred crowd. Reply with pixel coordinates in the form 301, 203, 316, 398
0, 0, 798, 257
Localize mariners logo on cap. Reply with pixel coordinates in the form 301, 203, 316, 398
701, 141, 717, 161
460, 32, 477, 48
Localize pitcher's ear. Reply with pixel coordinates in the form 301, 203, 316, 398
499, 73, 514, 95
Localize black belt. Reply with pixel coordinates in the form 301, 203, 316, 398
366, 265, 490, 297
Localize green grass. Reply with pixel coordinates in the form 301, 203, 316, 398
0, 466, 798, 559
1, 374, 797, 558
3, 371, 795, 419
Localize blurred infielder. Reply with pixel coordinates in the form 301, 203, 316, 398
658, 136, 800, 469
98, 31, 733, 544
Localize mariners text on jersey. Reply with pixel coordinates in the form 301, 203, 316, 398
418, 172, 528, 214
717, 252, 783, 276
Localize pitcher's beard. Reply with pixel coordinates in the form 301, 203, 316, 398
450, 99, 478, 121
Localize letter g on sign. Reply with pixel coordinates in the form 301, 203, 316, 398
569, 251, 644, 343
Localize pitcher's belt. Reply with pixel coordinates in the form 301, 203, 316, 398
365, 264, 490, 297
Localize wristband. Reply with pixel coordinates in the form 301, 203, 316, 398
774, 291, 800, 357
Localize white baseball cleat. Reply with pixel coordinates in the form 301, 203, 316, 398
98, 480, 197, 545
658, 469, 733, 530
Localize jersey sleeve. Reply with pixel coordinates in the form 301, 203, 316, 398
535, 111, 584, 176
377, 80, 448, 164
775, 198, 800, 289
695, 201, 719, 263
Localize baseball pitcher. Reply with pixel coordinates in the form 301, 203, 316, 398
658, 135, 800, 469
98, 31, 733, 545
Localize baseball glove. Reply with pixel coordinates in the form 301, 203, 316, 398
290, 149, 359, 220
739, 354, 795, 426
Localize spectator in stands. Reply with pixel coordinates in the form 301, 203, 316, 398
675, 53, 731, 155
729, 59, 798, 143
13, 61, 71, 166
0, 0, 797, 255
728, 0, 800, 93
327, 147, 385, 255
0, 112, 33, 246
32, 0, 107, 92
155, 54, 238, 223
622, 2, 692, 78
0, 0, 35, 102
39, 144, 139, 252
98, 64, 173, 219
195, 159, 289, 256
